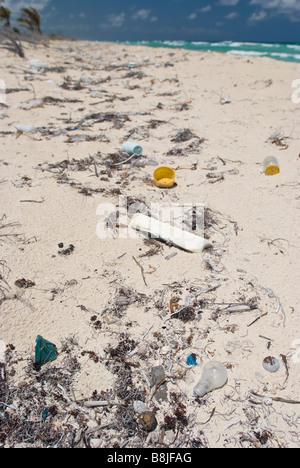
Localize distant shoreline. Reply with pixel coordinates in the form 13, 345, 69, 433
118, 39, 300, 64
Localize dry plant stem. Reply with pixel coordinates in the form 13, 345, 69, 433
84, 400, 122, 408
247, 312, 268, 327
251, 391, 300, 405
259, 285, 286, 327
20, 199, 44, 203
57, 383, 93, 419
208, 221, 229, 245
142, 323, 154, 340
140, 369, 151, 388
85, 424, 115, 437
132, 256, 148, 287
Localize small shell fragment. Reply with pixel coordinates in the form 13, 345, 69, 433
138, 411, 157, 432
262, 356, 280, 373
46, 292, 55, 301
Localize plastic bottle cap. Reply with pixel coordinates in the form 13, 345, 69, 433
153, 167, 176, 188
265, 164, 280, 175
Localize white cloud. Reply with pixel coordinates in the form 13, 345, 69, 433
132, 9, 151, 21
4, 0, 51, 14
219, 0, 240, 5
225, 11, 239, 18
107, 12, 126, 28
200, 5, 212, 12
249, 0, 300, 20
249, 10, 268, 21
187, 5, 211, 19
187, 12, 197, 20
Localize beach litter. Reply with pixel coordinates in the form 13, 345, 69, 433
129, 213, 212, 253
0, 37, 299, 450
193, 361, 228, 398
153, 166, 176, 188
122, 141, 143, 156
263, 156, 280, 175
19, 99, 43, 110
15, 124, 36, 133
29, 59, 48, 70
187, 353, 198, 366
34, 335, 58, 368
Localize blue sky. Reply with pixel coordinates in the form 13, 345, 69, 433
4, 0, 300, 43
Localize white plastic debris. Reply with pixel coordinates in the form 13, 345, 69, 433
0, 110, 8, 119
0, 339, 6, 364
129, 213, 212, 253
133, 400, 149, 414
70, 134, 88, 142
15, 124, 37, 133
90, 90, 105, 98
19, 99, 43, 110
220, 96, 231, 105
30, 59, 48, 69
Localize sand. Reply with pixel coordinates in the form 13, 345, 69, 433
0, 38, 299, 448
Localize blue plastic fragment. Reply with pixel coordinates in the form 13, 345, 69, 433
187, 353, 198, 366
42, 408, 49, 422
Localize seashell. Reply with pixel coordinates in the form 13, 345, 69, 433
262, 356, 280, 373
46, 292, 55, 301
161, 345, 170, 355
138, 411, 157, 432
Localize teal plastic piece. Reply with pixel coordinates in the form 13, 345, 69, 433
35, 335, 57, 366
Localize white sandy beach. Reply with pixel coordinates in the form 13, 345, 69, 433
0, 38, 300, 448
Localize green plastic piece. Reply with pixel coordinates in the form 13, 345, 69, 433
35, 335, 57, 366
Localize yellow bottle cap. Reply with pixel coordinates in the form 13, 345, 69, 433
153, 167, 176, 188
265, 164, 280, 175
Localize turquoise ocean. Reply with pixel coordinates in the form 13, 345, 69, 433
122, 40, 300, 64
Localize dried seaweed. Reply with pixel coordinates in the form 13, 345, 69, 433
171, 128, 199, 143
268, 131, 289, 150
14, 278, 35, 289
42, 96, 83, 104
78, 112, 130, 129
123, 70, 146, 79
60, 76, 85, 91
0, 339, 83, 448
170, 306, 196, 322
